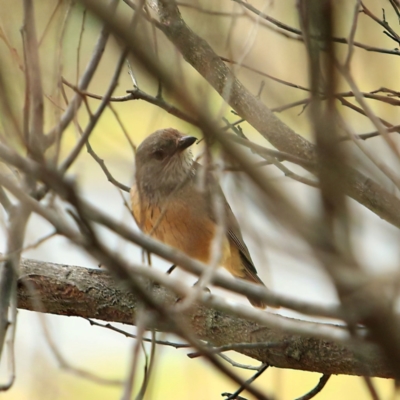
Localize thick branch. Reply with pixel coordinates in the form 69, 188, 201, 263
157, 1, 314, 161
17, 258, 392, 378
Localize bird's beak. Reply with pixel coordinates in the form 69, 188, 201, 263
177, 136, 197, 151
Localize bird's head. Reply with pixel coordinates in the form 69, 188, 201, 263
135, 128, 197, 197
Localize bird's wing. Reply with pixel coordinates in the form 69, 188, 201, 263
192, 162, 258, 276
225, 201, 258, 276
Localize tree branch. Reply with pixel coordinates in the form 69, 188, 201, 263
81, 0, 400, 230
155, 0, 400, 229
45, 0, 119, 148
22, 0, 44, 158
0, 207, 30, 359
17, 258, 393, 378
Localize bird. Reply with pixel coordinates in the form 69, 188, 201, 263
130, 128, 268, 308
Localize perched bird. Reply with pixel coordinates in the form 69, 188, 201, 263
131, 128, 268, 308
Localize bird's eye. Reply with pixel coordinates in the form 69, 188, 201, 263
153, 150, 165, 160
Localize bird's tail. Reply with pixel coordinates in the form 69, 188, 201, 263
242, 270, 278, 309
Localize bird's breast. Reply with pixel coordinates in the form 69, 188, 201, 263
130, 184, 231, 265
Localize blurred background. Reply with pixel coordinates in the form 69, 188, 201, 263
0, 0, 399, 398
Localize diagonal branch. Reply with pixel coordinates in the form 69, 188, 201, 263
60, 48, 129, 173
154, 0, 400, 228
156, 0, 315, 161
80, 0, 400, 229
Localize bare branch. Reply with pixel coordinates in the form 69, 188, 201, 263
217, 354, 261, 371
362, 376, 381, 400
21, 0, 44, 158
45, 0, 119, 148
60, 48, 128, 173
0, 145, 367, 322
233, 0, 400, 56
86, 319, 189, 348
2, 1, 400, 393
62, 78, 199, 126
92, 152, 130, 192
0, 292, 16, 391
344, 0, 361, 68
222, 364, 269, 400
122, 312, 146, 399
16, 258, 393, 378
38, 0, 63, 46
294, 374, 331, 400
84, 0, 400, 228
0, 187, 12, 214
361, 2, 400, 43
0, 205, 30, 360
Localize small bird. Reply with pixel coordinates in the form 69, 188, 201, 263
131, 128, 268, 308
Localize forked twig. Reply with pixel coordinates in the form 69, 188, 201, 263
222, 363, 269, 400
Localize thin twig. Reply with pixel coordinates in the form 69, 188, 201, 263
86, 318, 189, 348
108, 103, 137, 156
126, 58, 138, 87
224, 133, 314, 168
233, 0, 400, 56
61, 78, 198, 126
363, 376, 381, 400
76, 8, 87, 86
361, 2, 400, 43
338, 124, 400, 142
41, 309, 123, 385
45, 0, 119, 148
84, 137, 130, 192
60, 48, 129, 173
121, 311, 146, 400
38, 0, 63, 46
337, 68, 400, 189
52, 1, 73, 168
0, 187, 12, 214
0, 204, 30, 361
135, 330, 156, 400
127, 88, 198, 125
294, 374, 331, 400
0, 230, 57, 262
344, 0, 361, 68
62, 78, 131, 101
176, 2, 244, 17
221, 56, 311, 92
0, 291, 16, 391
22, 0, 45, 158
188, 341, 282, 358
389, 0, 400, 22
222, 363, 269, 400
218, 353, 261, 371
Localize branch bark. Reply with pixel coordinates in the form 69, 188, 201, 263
17, 258, 392, 378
